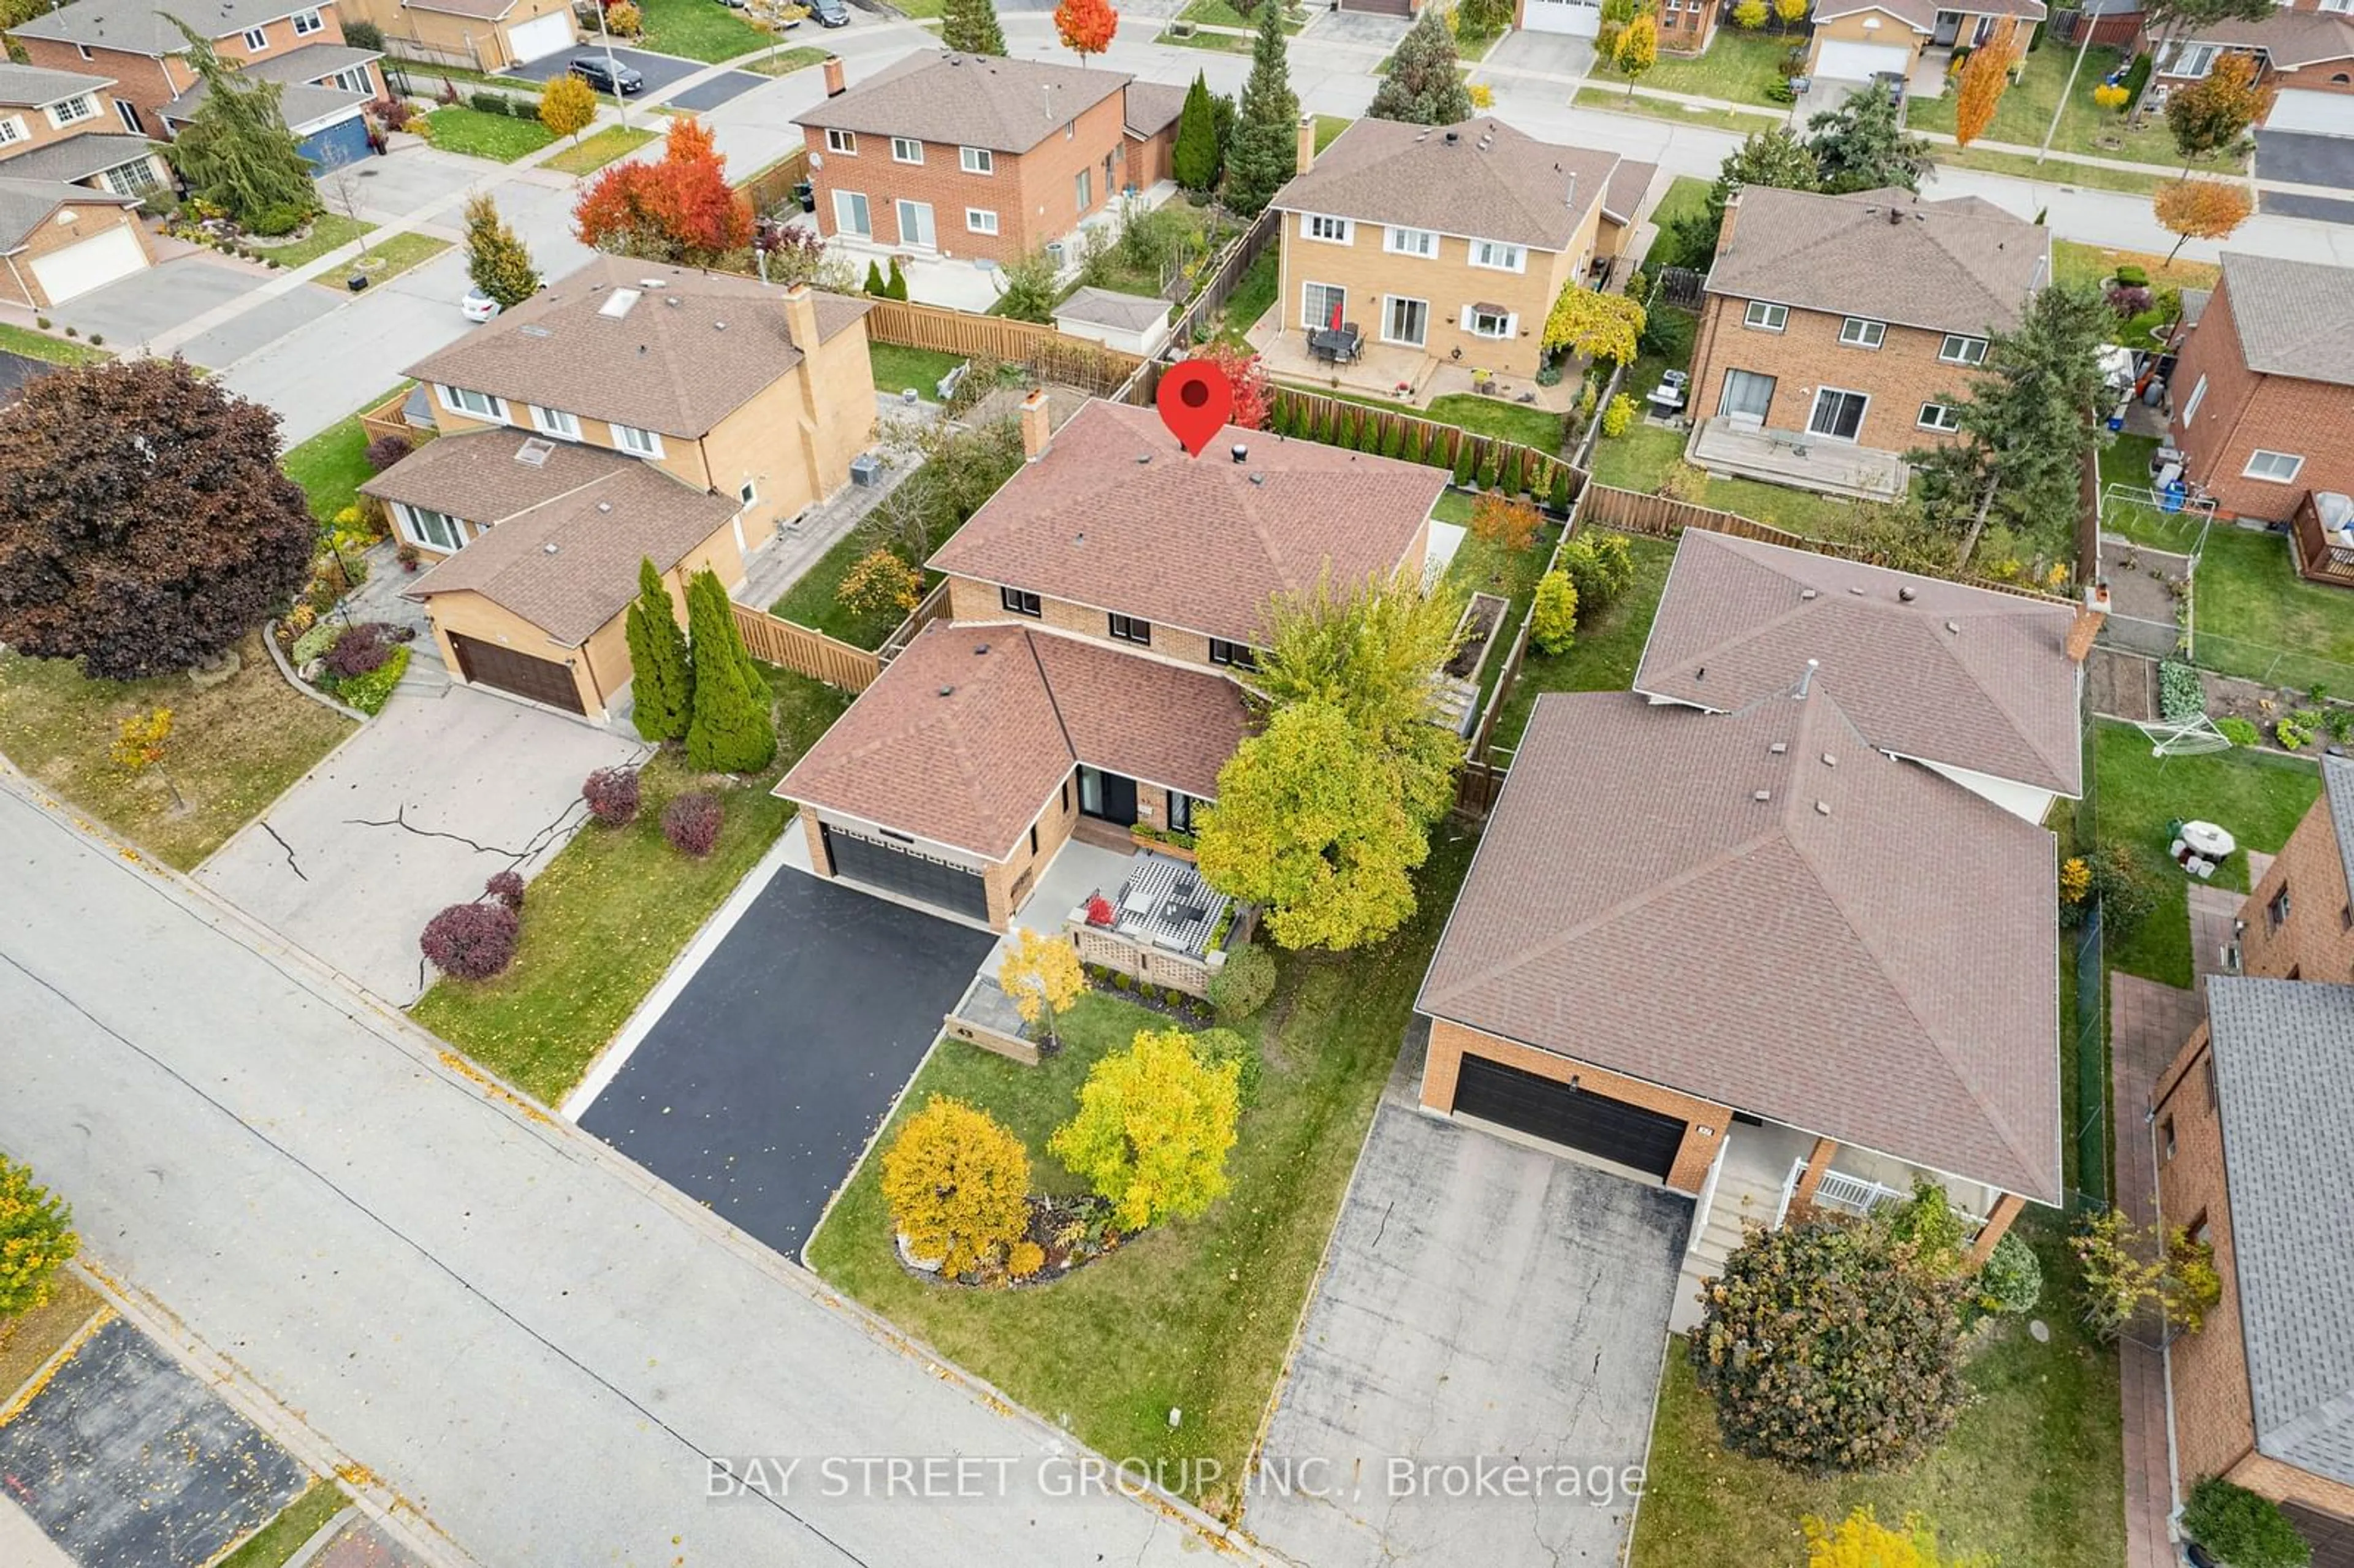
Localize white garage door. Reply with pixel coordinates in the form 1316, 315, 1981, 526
1813, 39, 1913, 81
2268, 89, 2354, 139
29, 221, 145, 305
1522, 0, 1601, 36
506, 10, 574, 64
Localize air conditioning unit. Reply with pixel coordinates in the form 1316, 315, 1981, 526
849, 454, 882, 488
1044, 240, 1067, 266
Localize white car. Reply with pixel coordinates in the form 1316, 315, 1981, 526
462, 287, 501, 324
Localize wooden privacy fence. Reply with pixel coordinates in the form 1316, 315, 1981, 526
1164, 205, 1279, 349
1268, 386, 1580, 506
861, 300, 1144, 393
730, 603, 881, 693
737, 149, 810, 217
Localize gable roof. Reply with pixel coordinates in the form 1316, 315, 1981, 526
775, 622, 1251, 861
373, 430, 738, 645
0, 61, 116, 107
2201, 976, 2354, 1490
1420, 687, 2062, 1202
1602, 157, 1657, 224
2216, 252, 2354, 390
12, 0, 315, 53
405, 257, 870, 438
1707, 186, 2049, 337
0, 174, 135, 249
2323, 755, 2354, 898
794, 50, 1130, 154
164, 76, 368, 132
1270, 116, 1624, 253
929, 399, 1442, 649
0, 133, 157, 186
1634, 530, 2083, 796
2185, 4, 2354, 65
1123, 80, 1187, 139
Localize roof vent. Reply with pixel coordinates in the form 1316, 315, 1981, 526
1248, 473, 1264, 485
520, 324, 552, 338
638, 344, 647, 354
1945, 619, 1960, 634
1799, 587, 1817, 600
714, 321, 727, 330
1820, 752, 1837, 767
1848, 585, 1867, 595
1753, 790, 1772, 802
937, 685, 955, 697
1136, 452, 1152, 463
1769, 741, 1788, 755
516, 437, 556, 466
973, 642, 989, 655
640, 278, 664, 289
1444, 130, 1459, 145
1815, 800, 1832, 815
543, 542, 559, 554
1887, 205, 1903, 226
1898, 585, 1918, 602
1230, 443, 1247, 463
598, 287, 642, 319
596, 501, 612, 512
1694, 664, 1705, 680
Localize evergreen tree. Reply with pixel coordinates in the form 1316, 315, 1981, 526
684, 569, 777, 772
624, 558, 693, 742
1368, 7, 1473, 125
1672, 126, 1819, 261
864, 259, 888, 295
885, 256, 910, 300
1224, 0, 1300, 215
1452, 435, 1476, 487
463, 194, 539, 310
940, 0, 1008, 55
1381, 418, 1405, 460
1172, 72, 1221, 194
1806, 86, 1935, 194
159, 24, 318, 226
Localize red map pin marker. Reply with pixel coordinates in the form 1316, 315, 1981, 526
1156, 359, 1233, 457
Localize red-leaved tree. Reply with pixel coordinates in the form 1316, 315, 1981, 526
573, 116, 752, 266
1053, 0, 1117, 64
1202, 343, 1271, 431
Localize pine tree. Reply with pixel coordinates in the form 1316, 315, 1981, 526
1476, 445, 1499, 490
463, 194, 539, 310
1319, 400, 1342, 446
624, 558, 693, 742
159, 24, 318, 226
1172, 72, 1220, 194
1224, 0, 1299, 215
684, 569, 777, 772
941, 0, 1008, 55
1548, 462, 1572, 514
1368, 7, 1474, 125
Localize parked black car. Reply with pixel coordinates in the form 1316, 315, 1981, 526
569, 55, 646, 94
809, 0, 850, 26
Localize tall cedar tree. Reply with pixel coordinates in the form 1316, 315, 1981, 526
1224, 0, 1299, 215
573, 116, 752, 266
2165, 51, 2274, 171
0, 359, 311, 679
623, 558, 693, 742
1805, 85, 1935, 193
1172, 72, 1221, 193
463, 194, 539, 308
160, 23, 318, 224
941, 0, 1008, 54
1951, 20, 2017, 148
1053, 0, 1118, 63
2153, 176, 2253, 261
682, 569, 776, 772
1368, 8, 1473, 124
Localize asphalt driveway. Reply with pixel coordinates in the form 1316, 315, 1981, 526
2256, 130, 2354, 226
500, 44, 708, 93
1246, 1037, 1691, 1568
195, 683, 642, 1004
668, 69, 766, 112
48, 257, 267, 348
577, 865, 996, 1262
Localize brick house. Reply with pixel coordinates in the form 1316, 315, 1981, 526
775, 395, 1444, 931
2168, 252, 2354, 528
1265, 115, 1655, 383
0, 174, 152, 308
0, 62, 170, 200
13, 0, 384, 167
361, 257, 877, 721
1806, 0, 2044, 84
2143, 0, 2353, 137
1510, 0, 1713, 52
794, 51, 1186, 270
1685, 185, 2047, 497
337, 0, 579, 73
0, 61, 168, 304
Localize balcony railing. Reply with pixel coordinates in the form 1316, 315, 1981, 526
1775, 1157, 1986, 1238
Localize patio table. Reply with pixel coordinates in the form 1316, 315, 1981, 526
2181, 820, 2236, 859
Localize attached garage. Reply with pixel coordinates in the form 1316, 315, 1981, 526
2268, 89, 2354, 138
448, 633, 586, 714
1813, 37, 1914, 80
1450, 1051, 1689, 1181
505, 10, 576, 63
1521, 0, 1602, 35
818, 823, 991, 923
295, 112, 375, 172
28, 221, 147, 305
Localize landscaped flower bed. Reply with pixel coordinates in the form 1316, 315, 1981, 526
899, 1193, 1127, 1288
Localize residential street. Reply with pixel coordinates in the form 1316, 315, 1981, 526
0, 774, 1212, 1568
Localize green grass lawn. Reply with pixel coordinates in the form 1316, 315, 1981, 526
634, 0, 777, 60
1632, 1220, 2122, 1568
2093, 718, 2319, 989
1905, 44, 2177, 167
544, 124, 657, 175
282, 401, 392, 527
411, 669, 849, 1103
348, 231, 451, 286
1589, 423, 1870, 540
869, 341, 967, 402
249, 212, 373, 269
2055, 240, 2219, 346
744, 44, 832, 76
422, 106, 556, 162
809, 827, 1479, 1520
2184, 528, 2354, 689
0, 1273, 101, 1401
1488, 529, 1675, 755
1629, 28, 1796, 107
1214, 245, 1278, 346
1438, 492, 1560, 717
218, 1480, 350, 1568
0, 636, 353, 870
1424, 394, 1566, 453
1642, 175, 1713, 272
1178, 0, 1303, 28
1577, 86, 1786, 138
1158, 26, 1255, 52
771, 526, 917, 647
1314, 113, 1353, 154
0, 322, 109, 365
1935, 142, 2168, 195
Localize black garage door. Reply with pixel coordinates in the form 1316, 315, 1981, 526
820, 824, 989, 922
448, 633, 584, 714
1452, 1053, 1686, 1179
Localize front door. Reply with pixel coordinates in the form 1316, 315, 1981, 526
1718, 368, 1775, 423
895, 199, 935, 249
1807, 386, 1870, 443
1078, 766, 1138, 828
1932, 10, 1960, 44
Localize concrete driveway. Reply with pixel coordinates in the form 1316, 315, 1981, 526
195, 683, 643, 1005
48, 256, 267, 347
499, 44, 709, 93
1480, 28, 1595, 81
577, 864, 996, 1262
1246, 1038, 1691, 1568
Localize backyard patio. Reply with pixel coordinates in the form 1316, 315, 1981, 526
1688, 417, 1911, 501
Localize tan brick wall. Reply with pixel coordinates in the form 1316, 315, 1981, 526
424, 588, 612, 716
2228, 1454, 2354, 1526
0, 198, 151, 309
1807, 9, 1930, 72
348, 0, 576, 70
945, 574, 1231, 669
801, 774, 1078, 931
1687, 291, 1992, 453
2173, 276, 2354, 525
1420, 1017, 1731, 1193
2235, 788, 2354, 983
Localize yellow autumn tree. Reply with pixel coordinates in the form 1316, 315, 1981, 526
1804, 1507, 1987, 1567
1541, 284, 1645, 364
1048, 1029, 1240, 1230
999, 926, 1086, 1050
1952, 19, 2017, 149
1613, 13, 1658, 96
2154, 177, 2253, 263
110, 706, 185, 810
538, 72, 597, 144
880, 1095, 1031, 1276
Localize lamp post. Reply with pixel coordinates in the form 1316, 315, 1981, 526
2038, 8, 2102, 163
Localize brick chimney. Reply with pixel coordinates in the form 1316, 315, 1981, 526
782, 281, 819, 350
2068, 581, 2110, 663
822, 55, 845, 97
1295, 115, 1315, 175
1019, 389, 1050, 462
1718, 188, 1742, 251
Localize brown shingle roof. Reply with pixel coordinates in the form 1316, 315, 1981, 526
2188, 4, 2353, 65
371, 430, 737, 645
1707, 186, 2048, 337
2217, 252, 2354, 390
1813, 0, 2043, 30
1270, 116, 1622, 253
1123, 81, 1187, 139
930, 400, 1442, 647
776, 623, 1250, 860
794, 50, 1130, 154
1420, 688, 2062, 1203
1634, 531, 2082, 796
1601, 158, 1656, 224
404, 256, 870, 438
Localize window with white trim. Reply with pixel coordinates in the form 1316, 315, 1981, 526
396, 503, 467, 552
2166, 40, 2220, 76
1303, 213, 1351, 243
76, 44, 93, 60
1301, 280, 1345, 330
101, 160, 159, 197
1469, 239, 1525, 272
1074, 166, 1091, 213
293, 7, 323, 34
326, 66, 373, 93
1938, 333, 1989, 365
46, 94, 96, 127
241, 25, 270, 50
2244, 449, 2304, 484
890, 136, 922, 164
832, 189, 870, 237
1743, 300, 1788, 332
439, 384, 503, 421
1917, 402, 1963, 432
2182, 373, 2207, 425
960, 145, 992, 174
1466, 304, 1514, 338
0, 117, 25, 147
611, 424, 664, 458
825, 128, 856, 154
1384, 226, 1437, 257
529, 405, 580, 440
1001, 587, 1042, 617
1838, 316, 1886, 349
966, 207, 998, 235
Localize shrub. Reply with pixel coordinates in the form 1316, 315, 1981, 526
2063, 841, 2156, 934
1559, 531, 1636, 617
582, 766, 642, 826
337, 645, 407, 714
0, 1155, 79, 1316
2277, 715, 2313, 750
881, 1095, 1031, 1277
2107, 284, 2154, 319
1975, 1231, 2043, 1315
248, 204, 305, 237
1531, 569, 1578, 655
2093, 80, 2129, 111
2112, 263, 2150, 287
1733, 0, 1765, 23
1469, 493, 1541, 553
2216, 715, 2261, 746
291, 619, 341, 666
365, 433, 413, 471
1049, 1028, 1241, 1230
485, 868, 527, 910
2180, 1477, 2312, 1568
662, 791, 722, 858
1007, 1239, 1046, 1279
606, 0, 642, 33
1601, 393, 1636, 438
1205, 941, 1275, 1021
326, 623, 392, 679
2059, 854, 2092, 906
2158, 660, 2206, 722
419, 901, 520, 980
469, 89, 509, 115
1114, 970, 1133, 991
836, 548, 923, 618
344, 19, 383, 49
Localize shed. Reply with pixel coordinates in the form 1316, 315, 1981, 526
1054, 286, 1173, 357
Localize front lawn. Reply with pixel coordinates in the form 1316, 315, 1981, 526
282, 400, 394, 526
1487, 528, 1676, 754
1905, 44, 2177, 167
808, 828, 1480, 1519
2093, 718, 2319, 989
1423, 394, 1565, 453
347, 231, 451, 286
422, 106, 556, 162
635, 0, 777, 61
544, 124, 657, 175
1632, 1221, 2122, 1568
1935, 142, 2168, 195
410, 668, 849, 1103
869, 341, 965, 402
1577, 87, 1786, 138
218, 1480, 351, 1568
0, 1272, 102, 1399
249, 212, 372, 270
744, 44, 831, 77
0, 636, 354, 870
1628, 28, 1794, 107
1179, 0, 1303, 28
0, 322, 109, 365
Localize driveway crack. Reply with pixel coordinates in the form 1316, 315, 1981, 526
259, 821, 308, 881
344, 803, 525, 858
